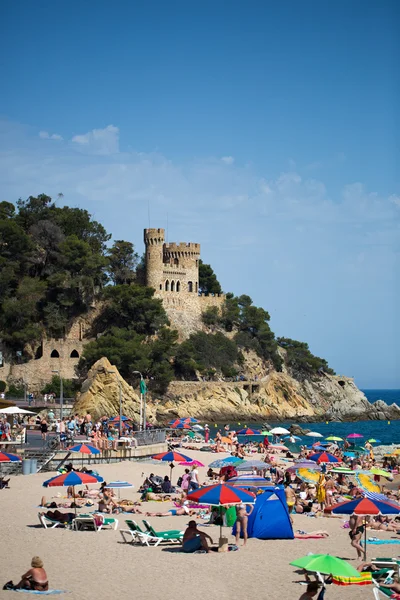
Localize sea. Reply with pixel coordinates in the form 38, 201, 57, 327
208, 389, 400, 446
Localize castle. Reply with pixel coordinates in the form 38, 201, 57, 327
144, 228, 224, 334
0, 227, 225, 391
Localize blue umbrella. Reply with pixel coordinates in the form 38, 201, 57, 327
283, 435, 302, 441
106, 480, 133, 488
209, 456, 244, 469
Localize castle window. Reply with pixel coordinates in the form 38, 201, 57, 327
196, 260, 198, 267
70, 350, 79, 358
174, 257, 179, 266
159, 284, 162, 290
188, 281, 193, 293
50, 349, 60, 358
165, 280, 169, 291
195, 282, 198, 293
35, 345, 43, 360
176, 281, 180, 292
171, 280, 175, 292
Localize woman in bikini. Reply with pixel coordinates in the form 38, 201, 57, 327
235, 503, 254, 546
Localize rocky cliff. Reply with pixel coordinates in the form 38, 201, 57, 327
73, 357, 400, 424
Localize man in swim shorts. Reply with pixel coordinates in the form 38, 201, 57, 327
182, 520, 213, 553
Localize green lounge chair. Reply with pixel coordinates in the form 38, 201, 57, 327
120, 520, 164, 546
142, 519, 183, 543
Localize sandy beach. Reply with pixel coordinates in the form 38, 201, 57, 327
1, 448, 396, 600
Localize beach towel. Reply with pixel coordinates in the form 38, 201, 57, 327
361, 539, 400, 545
332, 573, 372, 586
294, 534, 327, 539
13, 591, 66, 596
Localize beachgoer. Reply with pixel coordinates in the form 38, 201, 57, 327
188, 465, 200, 491
298, 582, 324, 599
316, 473, 326, 511
145, 501, 194, 517
181, 468, 191, 492
284, 483, 296, 513
182, 520, 213, 553
235, 503, 254, 546
161, 476, 173, 493
349, 514, 365, 559
5, 557, 49, 592
40, 418, 48, 441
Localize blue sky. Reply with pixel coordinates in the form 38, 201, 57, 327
0, 1, 399, 388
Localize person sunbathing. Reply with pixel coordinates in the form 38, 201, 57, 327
40, 510, 76, 524
146, 501, 195, 517
294, 530, 329, 538
377, 574, 400, 593
98, 489, 119, 513
40, 495, 87, 508
5, 556, 48, 592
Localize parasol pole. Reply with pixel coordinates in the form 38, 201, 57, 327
364, 516, 367, 561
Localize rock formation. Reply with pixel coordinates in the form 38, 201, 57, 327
73, 357, 155, 422
72, 357, 400, 424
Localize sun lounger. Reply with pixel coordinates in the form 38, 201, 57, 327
120, 520, 163, 546
38, 513, 68, 529
142, 519, 183, 543
373, 583, 400, 599
74, 513, 119, 531
372, 558, 400, 577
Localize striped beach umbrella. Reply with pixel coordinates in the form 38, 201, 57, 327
309, 452, 342, 464
355, 472, 381, 494
209, 456, 244, 469
228, 475, 271, 489
68, 443, 101, 455
0, 452, 22, 462
43, 471, 104, 514
152, 450, 193, 480
187, 483, 255, 540
296, 468, 320, 484
237, 428, 261, 435
331, 496, 400, 559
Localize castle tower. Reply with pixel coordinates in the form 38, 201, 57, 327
144, 228, 165, 291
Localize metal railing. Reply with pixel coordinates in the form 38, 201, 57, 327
133, 429, 166, 446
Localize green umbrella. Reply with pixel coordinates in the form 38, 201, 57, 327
290, 554, 360, 578
329, 467, 355, 474
370, 467, 392, 478
325, 436, 343, 441
261, 431, 273, 436
367, 439, 380, 444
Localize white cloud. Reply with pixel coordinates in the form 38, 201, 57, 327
389, 194, 400, 208
221, 156, 234, 165
39, 131, 63, 140
71, 124, 119, 155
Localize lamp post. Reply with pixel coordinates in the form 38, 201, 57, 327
132, 371, 145, 430
107, 370, 123, 438
52, 370, 63, 420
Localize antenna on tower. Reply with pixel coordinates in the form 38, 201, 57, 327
166, 212, 169, 243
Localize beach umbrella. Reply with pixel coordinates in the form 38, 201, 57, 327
108, 415, 131, 423
152, 450, 193, 481
187, 483, 255, 541
296, 468, 320, 484
306, 431, 323, 439
209, 456, 244, 469
367, 439, 381, 444
329, 467, 355, 474
179, 459, 205, 467
286, 461, 321, 472
179, 417, 199, 423
269, 444, 289, 452
354, 472, 381, 494
347, 433, 364, 440
283, 435, 302, 441
325, 436, 343, 442
105, 480, 133, 499
43, 471, 104, 514
309, 452, 342, 464
170, 422, 192, 430
68, 443, 101, 467
0, 406, 35, 415
68, 443, 101, 455
237, 428, 261, 435
370, 467, 392, 478
269, 427, 290, 435
228, 475, 271, 489
290, 554, 360, 578
0, 452, 22, 462
235, 459, 268, 471
192, 424, 204, 431
306, 445, 326, 452
261, 430, 273, 436
331, 496, 400, 559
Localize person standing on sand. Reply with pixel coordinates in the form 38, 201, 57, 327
349, 514, 365, 559
235, 503, 254, 546
284, 483, 296, 513
316, 473, 326, 512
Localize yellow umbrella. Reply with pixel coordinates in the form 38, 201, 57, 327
392, 449, 400, 456
297, 468, 320, 484
355, 472, 381, 493
370, 467, 393, 478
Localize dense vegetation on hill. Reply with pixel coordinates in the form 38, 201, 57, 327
0, 194, 335, 391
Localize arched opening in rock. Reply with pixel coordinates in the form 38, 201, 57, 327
338, 380, 345, 387
35, 345, 43, 360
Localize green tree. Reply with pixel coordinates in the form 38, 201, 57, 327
107, 240, 139, 285
277, 337, 335, 380
0, 277, 46, 349
100, 284, 169, 335
16, 194, 55, 230
41, 375, 79, 398
198, 260, 222, 295
175, 331, 241, 379
202, 305, 220, 326
0, 201, 16, 220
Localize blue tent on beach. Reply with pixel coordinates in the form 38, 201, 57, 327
233, 486, 294, 540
